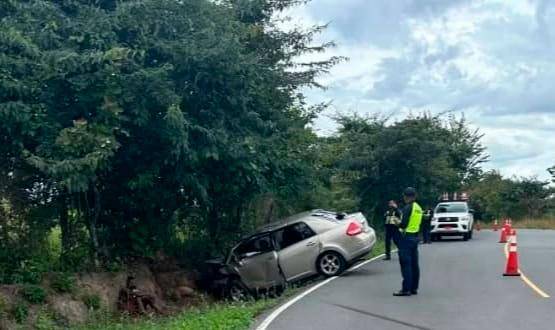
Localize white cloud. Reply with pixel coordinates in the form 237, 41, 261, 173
283, 0, 555, 179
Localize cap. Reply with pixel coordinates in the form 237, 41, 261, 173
403, 187, 417, 197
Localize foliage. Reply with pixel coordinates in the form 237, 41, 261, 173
0, 295, 6, 318
467, 171, 554, 220
78, 300, 279, 330
329, 113, 488, 225
20, 285, 47, 304
11, 259, 48, 285
35, 308, 60, 330
82, 293, 101, 311
51, 272, 76, 294
1, 0, 336, 270
11, 302, 29, 324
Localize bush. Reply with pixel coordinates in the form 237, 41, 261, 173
11, 302, 28, 324
11, 259, 47, 285
0, 295, 7, 318
51, 272, 76, 293
21, 285, 47, 304
82, 294, 101, 311
35, 308, 59, 330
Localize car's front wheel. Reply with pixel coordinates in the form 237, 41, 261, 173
463, 232, 470, 241
227, 278, 250, 302
317, 251, 345, 277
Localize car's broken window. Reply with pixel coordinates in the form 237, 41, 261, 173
234, 235, 273, 258
274, 222, 316, 250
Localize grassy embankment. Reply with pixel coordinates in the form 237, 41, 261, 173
77, 239, 386, 330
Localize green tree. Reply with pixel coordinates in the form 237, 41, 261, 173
331, 113, 488, 224
1, 0, 339, 269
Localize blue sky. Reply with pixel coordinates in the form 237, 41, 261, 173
282, 0, 555, 180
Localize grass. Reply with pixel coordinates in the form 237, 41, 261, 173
77, 296, 289, 330
511, 218, 555, 230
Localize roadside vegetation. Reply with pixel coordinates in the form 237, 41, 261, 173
1, 0, 554, 328
512, 219, 555, 230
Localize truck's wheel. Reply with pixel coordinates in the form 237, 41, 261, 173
463, 232, 469, 241
469, 229, 473, 239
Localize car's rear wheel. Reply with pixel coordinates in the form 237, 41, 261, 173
227, 278, 250, 302
317, 251, 345, 277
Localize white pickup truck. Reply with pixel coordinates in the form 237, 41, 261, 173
430, 201, 474, 241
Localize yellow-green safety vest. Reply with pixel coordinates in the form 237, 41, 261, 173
405, 202, 423, 233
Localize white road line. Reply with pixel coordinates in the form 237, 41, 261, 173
256, 251, 394, 330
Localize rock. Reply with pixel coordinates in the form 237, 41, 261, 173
176, 286, 195, 298
50, 296, 88, 324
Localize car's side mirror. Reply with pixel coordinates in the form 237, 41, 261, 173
469, 209, 475, 213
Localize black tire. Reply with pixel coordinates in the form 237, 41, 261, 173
227, 278, 251, 302
469, 228, 473, 239
268, 284, 286, 298
317, 251, 346, 277
436, 235, 442, 241
463, 232, 469, 241
431, 234, 437, 242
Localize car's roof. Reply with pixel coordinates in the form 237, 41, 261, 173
254, 209, 340, 234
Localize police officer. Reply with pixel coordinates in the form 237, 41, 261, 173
393, 187, 423, 297
421, 207, 433, 244
384, 200, 402, 260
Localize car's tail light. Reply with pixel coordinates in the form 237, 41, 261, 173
346, 221, 362, 236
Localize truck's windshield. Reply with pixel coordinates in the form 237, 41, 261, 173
435, 203, 468, 213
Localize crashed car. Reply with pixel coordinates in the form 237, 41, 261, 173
203, 210, 376, 300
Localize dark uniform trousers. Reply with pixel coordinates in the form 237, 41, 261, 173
421, 219, 431, 243
385, 224, 400, 257
398, 233, 420, 292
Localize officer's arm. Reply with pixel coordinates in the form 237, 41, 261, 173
399, 204, 412, 229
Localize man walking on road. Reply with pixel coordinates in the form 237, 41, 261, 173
384, 200, 402, 260
394, 187, 423, 297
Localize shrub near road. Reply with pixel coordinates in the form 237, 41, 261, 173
0, 0, 338, 276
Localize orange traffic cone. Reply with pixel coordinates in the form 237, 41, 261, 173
499, 227, 508, 243
503, 219, 511, 233
503, 229, 520, 276
493, 219, 498, 231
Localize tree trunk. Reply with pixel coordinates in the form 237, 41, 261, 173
89, 185, 101, 268
59, 196, 71, 262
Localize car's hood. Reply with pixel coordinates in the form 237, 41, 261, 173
434, 212, 470, 218
204, 257, 225, 266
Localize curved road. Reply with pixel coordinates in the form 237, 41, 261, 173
255, 229, 555, 330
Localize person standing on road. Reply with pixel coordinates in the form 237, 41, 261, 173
384, 200, 402, 260
394, 187, 423, 297
421, 207, 433, 244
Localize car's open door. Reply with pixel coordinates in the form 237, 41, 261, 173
230, 234, 284, 290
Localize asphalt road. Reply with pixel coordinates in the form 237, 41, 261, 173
256, 229, 555, 330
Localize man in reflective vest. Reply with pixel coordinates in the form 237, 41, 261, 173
393, 187, 423, 297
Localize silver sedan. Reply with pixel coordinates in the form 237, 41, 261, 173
206, 210, 376, 300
